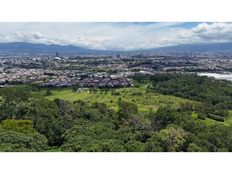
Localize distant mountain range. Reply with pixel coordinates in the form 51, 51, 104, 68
147, 42, 232, 54
0, 42, 112, 56
0, 42, 232, 56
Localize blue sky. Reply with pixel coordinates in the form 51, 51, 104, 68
176, 22, 200, 28
0, 22, 231, 50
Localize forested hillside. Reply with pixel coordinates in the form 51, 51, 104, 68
0, 73, 232, 152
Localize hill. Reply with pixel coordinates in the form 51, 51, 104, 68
144, 42, 232, 54
0, 41, 232, 55
0, 42, 112, 55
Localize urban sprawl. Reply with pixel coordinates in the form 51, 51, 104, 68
0, 53, 232, 88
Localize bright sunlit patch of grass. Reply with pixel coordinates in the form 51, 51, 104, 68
44, 85, 194, 113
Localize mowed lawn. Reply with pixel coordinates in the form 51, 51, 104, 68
44, 85, 194, 113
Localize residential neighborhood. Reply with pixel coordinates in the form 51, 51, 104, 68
0, 53, 232, 88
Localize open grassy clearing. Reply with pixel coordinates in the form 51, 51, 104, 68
41, 84, 232, 126
43, 85, 194, 113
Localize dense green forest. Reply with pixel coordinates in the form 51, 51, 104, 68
0, 73, 232, 152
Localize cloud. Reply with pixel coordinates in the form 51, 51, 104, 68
191, 22, 232, 42
0, 22, 231, 50
0, 31, 112, 49
0, 32, 52, 44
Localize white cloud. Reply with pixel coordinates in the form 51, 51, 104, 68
191, 22, 232, 42
0, 22, 231, 50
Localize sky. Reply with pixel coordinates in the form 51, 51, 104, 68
0, 22, 232, 50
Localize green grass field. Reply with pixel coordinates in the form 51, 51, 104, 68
43, 85, 194, 113
41, 85, 232, 126
225, 110, 232, 126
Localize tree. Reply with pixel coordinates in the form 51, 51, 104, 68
187, 143, 205, 152
72, 84, 80, 93
45, 89, 52, 96
152, 73, 232, 109
125, 140, 145, 152
0, 119, 36, 134
61, 120, 123, 152
0, 119, 48, 152
29, 98, 73, 146
150, 107, 177, 130
99, 139, 125, 152
0, 86, 31, 120
146, 125, 188, 152
118, 101, 138, 121
197, 124, 232, 152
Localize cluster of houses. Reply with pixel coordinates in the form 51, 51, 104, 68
78, 76, 133, 88
1, 54, 232, 88
41, 75, 133, 88
0, 64, 134, 88
0, 68, 46, 85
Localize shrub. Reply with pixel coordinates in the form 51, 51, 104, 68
207, 114, 224, 122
